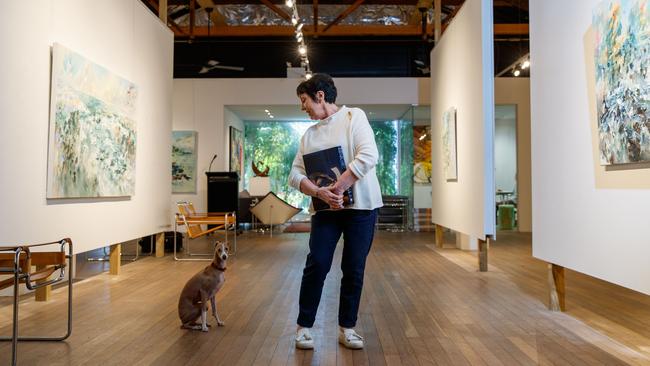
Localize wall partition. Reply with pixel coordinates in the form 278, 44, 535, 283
530, 0, 650, 294
429, 0, 495, 241
0, 0, 174, 254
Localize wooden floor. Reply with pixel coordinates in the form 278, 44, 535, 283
1, 231, 649, 365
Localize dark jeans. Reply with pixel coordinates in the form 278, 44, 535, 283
297, 208, 378, 328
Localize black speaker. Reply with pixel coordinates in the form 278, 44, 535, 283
206, 172, 239, 213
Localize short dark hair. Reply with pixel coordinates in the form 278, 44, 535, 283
296, 73, 337, 103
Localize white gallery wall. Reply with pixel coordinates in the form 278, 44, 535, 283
530, 0, 650, 294
0, 0, 174, 254
171, 78, 430, 213
430, 0, 495, 240
495, 78, 532, 232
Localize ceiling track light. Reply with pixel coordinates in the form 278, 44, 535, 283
285, 1, 314, 80
522, 60, 530, 69
513, 69, 521, 77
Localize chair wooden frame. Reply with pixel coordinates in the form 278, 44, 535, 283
0, 238, 73, 366
174, 201, 237, 261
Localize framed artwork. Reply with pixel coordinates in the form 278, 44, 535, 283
172, 131, 198, 193
593, 0, 650, 165
229, 126, 244, 180
413, 126, 432, 184
442, 107, 457, 181
46, 43, 138, 198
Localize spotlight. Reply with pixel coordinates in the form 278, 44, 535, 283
513, 69, 521, 77
305, 72, 313, 80
298, 45, 306, 55
297, 23, 304, 31
264, 109, 269, 113
269, 115, 275, 119
291, 17, 298, 25
522, 60, 530, 69
286, 0, 293, 7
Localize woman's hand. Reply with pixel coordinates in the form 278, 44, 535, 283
316, 187, 344, 209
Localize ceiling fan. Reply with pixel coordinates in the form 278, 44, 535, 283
197, 7, 244, 74
414, 59, 430, 75
199, 60, 244, 74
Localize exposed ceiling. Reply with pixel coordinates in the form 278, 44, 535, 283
142, 0, 529, 78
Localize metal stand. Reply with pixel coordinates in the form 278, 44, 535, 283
0, 239, 74, 366
86, 239, 150, 262
173, 212, 237, 261
251, 204, 276, 237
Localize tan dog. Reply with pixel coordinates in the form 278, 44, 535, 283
178, 241, 228, 331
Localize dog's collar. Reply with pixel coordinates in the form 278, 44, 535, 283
211, 262, 226, 272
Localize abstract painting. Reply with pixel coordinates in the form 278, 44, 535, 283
47, 43, 137, 198
230, 126, 243, 180
172, 131, 198, 193
413, 126, 432, 184
593, 0, 650, 165
442, 107, 457, 181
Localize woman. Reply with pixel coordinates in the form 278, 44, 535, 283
288, 73, 383, 350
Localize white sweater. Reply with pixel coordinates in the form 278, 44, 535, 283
288, 106, 383, 212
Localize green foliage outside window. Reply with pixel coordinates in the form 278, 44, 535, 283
244, 118, 414, 211
244, 122, 313, 210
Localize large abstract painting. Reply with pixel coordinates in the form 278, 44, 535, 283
172, 131, 198, 193
442, 107, 457, 181
229, 126, 243, 180
47, 43, 137, 198
413, 126, 432, 184
593, 0, 650, 165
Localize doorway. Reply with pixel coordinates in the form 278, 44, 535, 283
495, 104, 518, 230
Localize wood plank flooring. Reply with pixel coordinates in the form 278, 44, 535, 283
1, 231, 649, 365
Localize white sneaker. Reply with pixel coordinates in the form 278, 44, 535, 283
295, 327, 314, 349
338, 328, 364, 349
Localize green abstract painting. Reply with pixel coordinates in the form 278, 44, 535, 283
172, 131, 198, 193
47, 43, 137, 198
593, 0, 650, 165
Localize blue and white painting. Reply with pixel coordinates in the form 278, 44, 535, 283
593, 0, 650, 165
172, 131, 198, 193
47, 43, 137, 198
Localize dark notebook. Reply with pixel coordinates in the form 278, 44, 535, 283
303, 146, 355, 211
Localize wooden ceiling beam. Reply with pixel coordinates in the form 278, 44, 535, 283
176, 23, 529, 37
322, 0, 365, 33
189, 0, 196, 37
493, 23, 528, 35
494, 0, 528, 11
260, 0, 292, 22
178, 24, 431, 37
145, 0, 186, 35
197, 0, 228, 26
313, 0, 319, 35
